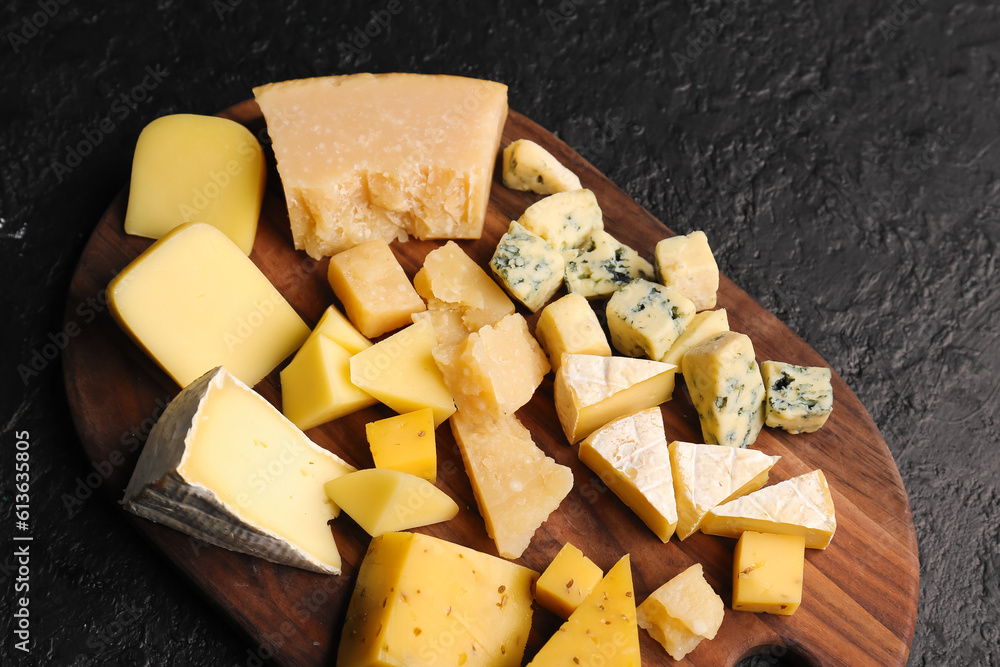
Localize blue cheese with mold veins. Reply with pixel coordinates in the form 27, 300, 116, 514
564, 230, 654, 299
761, 361, 833, 433
502, 139, 582, 194
489, 221, 565, 312
606, 279, 697, 360
518, 189, 604, 257
683, 332, 765, 448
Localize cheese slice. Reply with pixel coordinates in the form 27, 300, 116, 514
555, 353, 676, 444
253, 73, 508, 258
122, 366, 354, 574
579, 408, 678, 542
701, 469, 837, 549
527, 555, 640, 667
668, 441, 780, 540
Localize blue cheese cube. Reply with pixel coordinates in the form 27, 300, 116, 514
654, 231, 719, 311
518, 189, 604, 257
606, 280, 696, 360
683, 332, 765, 448
490, 221, 566, 312
502, 139, 582, 194
564, 230, 654, 299
761, 362, 833, 434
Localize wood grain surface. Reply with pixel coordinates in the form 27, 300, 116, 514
61, 100, 918, 667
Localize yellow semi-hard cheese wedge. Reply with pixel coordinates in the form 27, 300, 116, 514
535, 542, 604, 620
669, 441, 780, 540
254, 73, 508, 258
701, 469, 837, 549
124, 114, 266, 254
323, 469, 458, 536
307, 304, 372, 354
108, 222, 309, 388
338, 532, 537, 667
527, 555, 640, 667
366, 408, 437, 481
638, 563, 724, 661
733, 531, 806, 615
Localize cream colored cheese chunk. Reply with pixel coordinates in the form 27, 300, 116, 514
502, 139, 581, 194
654, 230, 720, 311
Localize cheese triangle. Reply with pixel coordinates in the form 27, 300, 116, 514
668, 441, 780, 540
700, 469, 836, 548
527, 555, 640, 667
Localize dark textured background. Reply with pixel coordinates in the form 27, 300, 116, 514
1, 0, 997, 665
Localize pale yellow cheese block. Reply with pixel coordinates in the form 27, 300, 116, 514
108, 222, 309, 388
337, 532, 537, 667
124, 114, 266, 254
254, 73, 508, 257
654, 230, 720, 312
733, 531, 806, 615
366, 408, 437, 481
534, 542, 604, 620
669, 441, 780, 540
534, 292, 612, 371
323, 469, 458, 536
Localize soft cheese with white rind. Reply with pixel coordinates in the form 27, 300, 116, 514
502, 139, 582, 194
701, 469, 837, 549
668, 441, 780, 540
122, 366, 354, 574
490, 221, 565, 312
579, 407, 678, 542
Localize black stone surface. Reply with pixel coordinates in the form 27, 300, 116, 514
1, 1, 997, 666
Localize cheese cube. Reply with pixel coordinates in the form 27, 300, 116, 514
323, 469, 458, 536
564, 230, 654, 299
669, 441, 780, 540
637, 563, 724, 661
733, 531, 806, 615
415, 241, 514, 331
555, 353, 676, 444
108, 223, 309, 388
661, 308, 729, 371
124, 114, 266, 254
490, 221, 565, 312
366, 408, 437, 481
527, 555, 640, 667
761, 361, 834, 433
327, 239, 425, 338
683, 332, 766, 448
502, 139, 581, 194
455, 313, 549, 414
579, 408, 678, 542
534, 543, 604, 620
606, 279, 696, 360
518, 189, 603, 255
254, 73, 508, 258
349, 319, 456, 427
534, 293, 611, 371
702, 470, 837, 549
308, 305, 371, 354
279, 333, 377, 430
338, 532, 537, 667
654, 231, 719, 311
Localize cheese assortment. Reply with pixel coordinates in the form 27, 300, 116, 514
637, 563, 724, 660
761, 361, 834, 433
502, 138, 582, 194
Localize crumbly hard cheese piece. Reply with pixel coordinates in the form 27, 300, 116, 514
108, 223, 309, 388
579, 408, 679, 542
415, 241, 515, 332
761, 361, 834, 433
606, 279, 697, 360
564, 230, 654, 299
637, 563, 724, 661
701, 469, 837, 549
254, 73, 508, 258
518, 189, 604, 256
654, 231, 720, 311
323, 469, 458, 536
683, 332, 766, 448
124, 114, 266, 255
535, 543, 604, 620
668, 441, 780, 540
527, 555, 640, 667
733, 531, 806, 615
555, 353, 676, 444
326, 239, 425, 338
122, 367, 354, 574
490, 221, 565, 312
661, 308, 729, 372
366, 408, 437, 481
502, 139, 582, 194
338, 532, 537, 667
534, 293, 612, 371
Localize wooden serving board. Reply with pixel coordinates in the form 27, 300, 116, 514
62, 100, 918, 667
